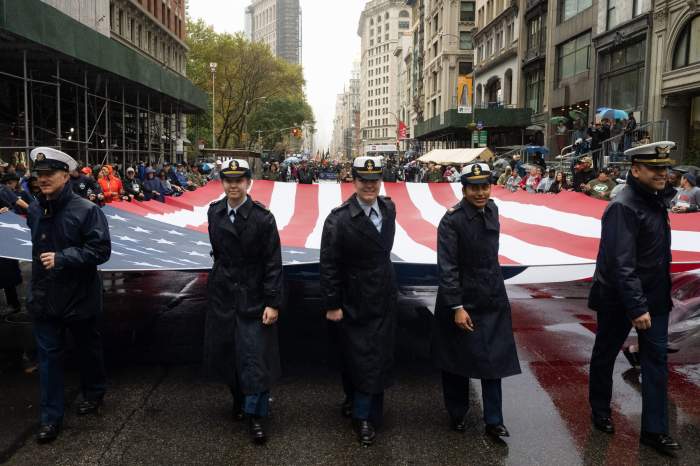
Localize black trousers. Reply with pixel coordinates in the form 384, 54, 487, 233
589, 311, 669, 434
34, 317, 106, 425
441, 371, 503, 425
3, 286, 20, 309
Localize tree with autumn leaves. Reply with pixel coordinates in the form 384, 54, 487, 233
186, 18, 314, 151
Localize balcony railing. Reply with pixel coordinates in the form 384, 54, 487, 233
414, 107, 533, 138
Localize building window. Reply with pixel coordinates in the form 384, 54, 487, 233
459, 62, 473, 75
400, 10, 409, 18
118, 9, 123, 35
560, 0, 592, 22
606, 0, 617, 31
460, 2, 475, 22
460, 31, 473, 50
527, 16, 545, 53
399, 21, 409, 29
633, 0, 641, 17
524, 69, 545, 113
598, 40, 646, 111
673, 16, 700, 69
556, 32, 591, 82
137, 24, 142, 48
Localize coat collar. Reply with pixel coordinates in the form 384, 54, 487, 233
626, 172, 676, 207
347, 194, 387, 248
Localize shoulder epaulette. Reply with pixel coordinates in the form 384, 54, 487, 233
209, 198, 223, 207
253, 200, 270, 212
331, 200, 351, 214
381, 195, 392, 201
447, 203, 462, 215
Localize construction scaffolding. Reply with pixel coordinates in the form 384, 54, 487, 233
0, 0, 207, 170
0, 50, 199, 169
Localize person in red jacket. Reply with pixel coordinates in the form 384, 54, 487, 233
97, 165, 123, 203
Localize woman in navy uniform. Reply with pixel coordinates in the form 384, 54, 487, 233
320, 156, 397, 446
588, 142, 681, 455
432, 163, 521, 439
25, 147, 111, 443
204, 159, 283, 445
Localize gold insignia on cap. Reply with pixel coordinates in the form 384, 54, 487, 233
36, 153, 46, 161
656, 146, 671, 155
366, 160, 375, 171
472, 165, 482, 176
230, 160, 239, 170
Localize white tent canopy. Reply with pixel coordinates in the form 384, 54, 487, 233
417, 148, 494, 165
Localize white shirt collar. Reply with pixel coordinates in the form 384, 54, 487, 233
356, 197, 380, 216
227, 196, 248, 216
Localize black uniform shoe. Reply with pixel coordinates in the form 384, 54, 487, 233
485, 424, 510, 438
232, 400, 245, 421
341, 397, 352, 418
76, 398, 103, 416
352, 419, 376, 446
622, 348, 641, 368
640, 431, 681, 454
36, 424, 60, 444
591, 415, 615, 434
248, 417, 267, 445
449, 415, 467, 432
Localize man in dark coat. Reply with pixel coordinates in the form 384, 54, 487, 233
433, 162, 521, 439
204, 159, 283, 445
25, 147, 111, 443
320, 156, 397, 446
588, 142, 681, 455
69, 167, 103, 204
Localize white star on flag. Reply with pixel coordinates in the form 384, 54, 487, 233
157, 258, 186, 265
129, 226, 152, 234
287, 250, 305, 255
128, 261, 162, 268
152, 238, 176, 245
111, 251, 127, 256
15, 238, 33, 246
192, 241, 210, 247
116, 235, 140, 243
187, 250, 208, 258
0, 221, 30, 233
108, 214, 127, 222
167, 230, 185, 236
178, 259, 201, 265
144, 248, 166, 253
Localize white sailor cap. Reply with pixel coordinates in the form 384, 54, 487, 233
460, 163, 491, 185
624, 141, 675, 167
221, 159, 251, 179
30, 147, 78, 172
352, 156, 383, 180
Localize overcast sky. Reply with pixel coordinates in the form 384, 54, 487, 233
188, 0, 367, 150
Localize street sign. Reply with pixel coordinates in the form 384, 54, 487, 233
458, 106, 472, 114
476, 121, 484, 131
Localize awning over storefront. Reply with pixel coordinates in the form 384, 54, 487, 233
417, 148, 494, 165
0, 0, 207, 112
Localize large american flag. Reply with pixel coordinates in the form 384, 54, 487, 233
1, 180, 699, 284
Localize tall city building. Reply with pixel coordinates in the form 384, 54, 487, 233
247, 0, 302, 64
358, 0, 413, 148
109, 0, 189, 76
331, 62, 362, 160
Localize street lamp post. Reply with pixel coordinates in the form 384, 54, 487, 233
210, 62, 217, 149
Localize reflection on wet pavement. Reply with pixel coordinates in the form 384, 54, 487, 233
1, 273, 699, 465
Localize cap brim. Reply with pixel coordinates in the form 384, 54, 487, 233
221, 171, 250, 179
461, 175, 491, 185
354, 172, 382, 180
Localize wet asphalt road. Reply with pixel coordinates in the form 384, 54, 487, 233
1, 273, 700, 465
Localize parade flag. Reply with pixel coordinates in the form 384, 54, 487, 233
398, 121, 408, 140
2, 181, 700, 284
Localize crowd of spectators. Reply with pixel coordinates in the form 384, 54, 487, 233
0, 158, 213, 212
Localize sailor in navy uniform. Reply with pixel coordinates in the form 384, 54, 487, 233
432, 163, 521, 439
204, 159, 283, 445
588, 142, 681, 455
320, 156, 398, 446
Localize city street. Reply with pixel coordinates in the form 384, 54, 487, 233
1, 276, 699, 465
